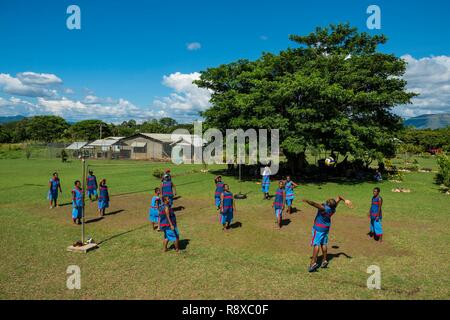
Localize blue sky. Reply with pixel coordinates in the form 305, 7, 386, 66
1, 0, 449, 122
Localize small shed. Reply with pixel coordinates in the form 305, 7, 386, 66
121, 133, 205, 161
65, 142, 89, 158
84, 137, 126, 159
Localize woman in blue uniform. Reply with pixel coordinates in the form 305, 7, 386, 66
303, 195, 350, 272
284, 176, 299, 215
71, 180, 83, 225
272, 181, 286, 229
368, 187, 383, 242
48, 172, 62, 209
97, 178, 109, 217
261, 166, 271, 200
214, 176, 225, 210
149, 187, 162, 230
161, 175, 176, 206
160, 196, 180, 252
86, 170, 98, 201
220, 184, 235, 230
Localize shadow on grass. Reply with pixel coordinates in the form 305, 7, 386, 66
173, 206, 185, 212
98, 224, 148, 245
289, 207, 300, 214
209, 168, 380, 186
281, 219, 291, 227
229, 221, 242, 229
86, 217, 104, 224
58, 202, 72, 207
318, 252, 353, 265
104, 209, 125, 216
169, 239, 190, 251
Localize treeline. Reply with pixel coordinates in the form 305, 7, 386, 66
0, 115, 193, 143
397, 127, 450, 153
1, 115, 449, 153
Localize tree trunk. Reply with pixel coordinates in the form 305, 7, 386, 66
286, 151, 307, 175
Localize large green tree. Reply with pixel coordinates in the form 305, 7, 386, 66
67, 119, 111, 141
26, 115, 69, 142
195, 23, 417, 171
0, 125, 11, 143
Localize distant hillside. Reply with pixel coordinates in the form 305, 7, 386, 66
0, 115, 25, 124
404, 113, 450, 129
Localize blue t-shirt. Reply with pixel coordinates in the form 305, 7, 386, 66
313, 204, 335, 232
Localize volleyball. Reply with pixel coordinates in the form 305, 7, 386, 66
325, 157, 336, 166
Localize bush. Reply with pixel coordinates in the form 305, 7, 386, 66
152, 168, 164, 179
406, 165, 419, 172
435, 155, 450, 187
384, 159, 395, 171
388, 172, 404, 182
61, 150, 68, 162
398, 165, 419, 172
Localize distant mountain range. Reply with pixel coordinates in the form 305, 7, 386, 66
0, 115, 25, 124
404, 113, 450, 129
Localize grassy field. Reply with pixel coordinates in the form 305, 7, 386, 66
0, 157, 449, 299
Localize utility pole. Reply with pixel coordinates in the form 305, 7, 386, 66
99, 124, 103, 139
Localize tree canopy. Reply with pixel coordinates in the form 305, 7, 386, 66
195, 23, 417, 170
0, 115, 189, 143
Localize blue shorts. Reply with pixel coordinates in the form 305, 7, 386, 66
275, 208, 282, 218
286, 198, 293, 206
149, 208, 159, 223
220, 210, 233, 224
370, 218, 383, 236
98, 200, 109, 210
215, 197, 221, 208
164, 227, 179, 241
87, 189, 97, 197
48, 190, 58, 201
262, 184, 269, 193
311, 228, 329, 246
72, 207, 83, 219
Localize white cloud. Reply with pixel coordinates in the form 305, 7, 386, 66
152, 72, 211, 119
0, 73, 58, 97
395, 55, 450, 118
260, 35, 269, 41
0, 71, 163, 123
17, 72, 63, 85
0, 96, 41, 116
35, 97, 157, 123
186, 42, 202, 51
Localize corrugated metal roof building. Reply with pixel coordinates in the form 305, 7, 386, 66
120, 133, 205, 161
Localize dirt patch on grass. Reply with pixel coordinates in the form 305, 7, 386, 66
23, 193, 210, 230
22, 194, 411, 260
260, 204, 410, 258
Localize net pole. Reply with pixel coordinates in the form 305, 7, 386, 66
81, 159, 87, 244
